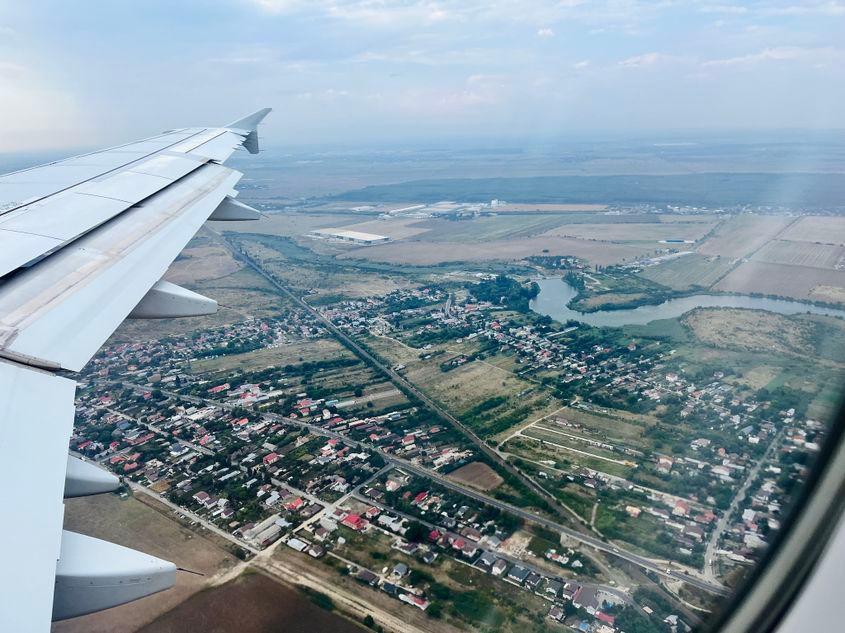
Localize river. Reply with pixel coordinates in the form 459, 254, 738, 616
529, 277, 845, 327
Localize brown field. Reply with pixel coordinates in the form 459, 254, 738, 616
713, 260, 845, 304
752, 239, 845, 269
340, 235, 654, 266
137, 572, 366, 633
542, 221, 716, 243
447, 461, 504, 491
698, 215, 794, 259
781, 216, 845, 245
53, 494, 237, 633
639, 253, 734, 290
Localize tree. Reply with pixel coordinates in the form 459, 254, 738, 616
405, 520, 428, 543
363, 614, 375, 628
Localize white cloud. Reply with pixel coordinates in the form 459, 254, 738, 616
618, 52, 683, 68
762, 2, 845, 16
573, 59, 590, 69
537, 27, 555, 38
702, 46, 843, 67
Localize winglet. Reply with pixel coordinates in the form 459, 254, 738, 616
227, 107, 272, 132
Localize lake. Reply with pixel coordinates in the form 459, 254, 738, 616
529, 277, 845, 327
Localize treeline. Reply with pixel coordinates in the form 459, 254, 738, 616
467, 275, 539, 312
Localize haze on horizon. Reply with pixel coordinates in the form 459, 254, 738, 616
1, 0, 844, 153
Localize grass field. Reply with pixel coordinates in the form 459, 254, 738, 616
413, 215, 571, 242
682, 308, 817, 357
698, 214, 794, 259
190, 338, 352, 375
504, 436, 634, 479
781, 216, 845, 245
341, 235, 655, 266
638, 253, 734, 290
752, 239, 845, 269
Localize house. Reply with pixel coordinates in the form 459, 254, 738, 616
549, 606, 564, 621
392, 563, 409, 578
420, 550, 438, 564
476, 551, 498, 569
286, 538, 309, 552
356, 569, 378, 585
545, 579, 563, 598
491, 559, 508, 576
525, 572, 542, 590
342, 513, 368, 531
507, 565, 530, 584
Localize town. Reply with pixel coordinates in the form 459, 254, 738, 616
68, 260, 825, 633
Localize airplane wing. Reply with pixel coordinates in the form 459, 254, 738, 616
0, 108, 271, 632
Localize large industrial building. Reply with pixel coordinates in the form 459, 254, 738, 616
309, 228, 390, 245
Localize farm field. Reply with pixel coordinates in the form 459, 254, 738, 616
713, 260, 845, 303
638, 253, 734, 290
697, 214, 794, 258
752, 239, 845, 269
781, 216, 845, 245
54, 494, 238, 633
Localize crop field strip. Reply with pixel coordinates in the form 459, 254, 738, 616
751, 239, 845, 269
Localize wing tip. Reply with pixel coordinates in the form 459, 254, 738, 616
227, 107, 272, 132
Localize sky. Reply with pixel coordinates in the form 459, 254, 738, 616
0, 0, 844, 151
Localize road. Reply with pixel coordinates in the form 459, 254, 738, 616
703, 425, 787, 582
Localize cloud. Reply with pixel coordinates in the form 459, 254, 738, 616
702, 46, 843, 67
618, 52, 683, 68
762, 2, 845, 16
698, 4, 748, 14
537, 27, 555, 38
